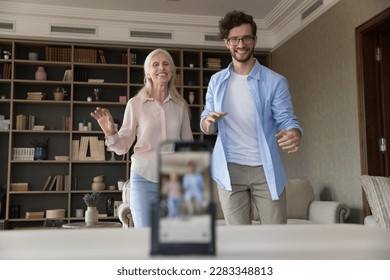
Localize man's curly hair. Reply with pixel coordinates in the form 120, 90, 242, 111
218, 10, 257, 39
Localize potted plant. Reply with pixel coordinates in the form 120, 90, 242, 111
83, 192, 101, 207
3, 50, 11, 59
83, 192, 101, 225
30, 137, 49, 160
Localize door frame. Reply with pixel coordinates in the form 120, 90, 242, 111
356, 7, 390, 217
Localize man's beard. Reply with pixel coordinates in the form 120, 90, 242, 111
230, 46, 255, 63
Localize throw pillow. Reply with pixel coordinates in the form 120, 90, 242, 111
360, 175, 390, 229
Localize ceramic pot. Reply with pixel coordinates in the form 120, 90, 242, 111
85, 206, 98, 225
53, 87, 65, 101
34, 147, 48, 160
35, 66, 47, 80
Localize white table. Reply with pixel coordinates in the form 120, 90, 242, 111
1, 224, 389, 259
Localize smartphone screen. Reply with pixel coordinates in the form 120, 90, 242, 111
150, 140, 216, 255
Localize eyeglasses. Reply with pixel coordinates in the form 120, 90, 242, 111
227, 35, 256, 46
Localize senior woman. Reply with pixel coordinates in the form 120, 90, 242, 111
91, 48, 193, 227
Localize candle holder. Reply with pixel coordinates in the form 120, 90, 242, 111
106, 146, 116, 161
94, 88, 102, 101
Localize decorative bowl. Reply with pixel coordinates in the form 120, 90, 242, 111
28, 52, 38, 60
46, 209, 66, 219
93, 175, 104, 183
91, 182, 105, 191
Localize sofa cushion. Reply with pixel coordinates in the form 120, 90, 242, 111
360, 175, 390, 229
286, 179, 314, 220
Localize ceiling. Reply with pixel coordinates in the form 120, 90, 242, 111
0, 0, 339, 49
3, 0, 285, 19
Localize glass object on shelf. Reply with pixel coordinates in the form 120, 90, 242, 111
94, 88, 102, 101
107, 146, 116, 161
106, 196, 114, 216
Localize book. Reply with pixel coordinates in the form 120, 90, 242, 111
72, 140, 80, 160
43, 176, 53, 191
98, 49, 106, 64
56, 175, 63, 191
25, 211, 44, 219
48, 176, 57, 191
62, 69, 72, 81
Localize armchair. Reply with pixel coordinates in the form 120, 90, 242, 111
360, 175, 390, 229
117, 180, 133, 228
283, 178, 350, 224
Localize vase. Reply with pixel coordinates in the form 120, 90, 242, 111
34, 147, 48, 160
106, 197, 114, 216
188, 91, 195, 104
35, 66, 47, 80
85, 206, 98, 225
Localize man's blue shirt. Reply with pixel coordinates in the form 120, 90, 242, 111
200, 60, 302, 200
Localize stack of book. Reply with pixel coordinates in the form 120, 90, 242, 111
2, 63, 11, 79
42, 175, 71, 191
27, 91, 46, 100
15, 114, 36, 130
45, 46, 72, 62
74, 48, 97, 63
25, 211, 45, 219
205, 58, 222, 69
12, 148, 35, 160
32, 125, 45, 131
61, 116, 71, 131
175, 74, 181, 86
0, 115, 10, 130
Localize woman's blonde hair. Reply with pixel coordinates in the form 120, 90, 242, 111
138, 48, 188, 109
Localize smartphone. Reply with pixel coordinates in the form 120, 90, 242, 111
150, 140, 216, 255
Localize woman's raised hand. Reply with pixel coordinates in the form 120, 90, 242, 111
90, 107, 116, 136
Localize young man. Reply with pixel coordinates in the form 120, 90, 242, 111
200, 10, 303, 225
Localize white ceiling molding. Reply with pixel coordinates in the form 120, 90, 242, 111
0, 0, 340, 50
272, 0, 339, 49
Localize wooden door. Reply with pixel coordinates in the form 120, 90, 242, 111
356, 8, 390, 217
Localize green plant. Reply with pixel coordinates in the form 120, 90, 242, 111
30, 137, 49, 148
83, 192, 101, 207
